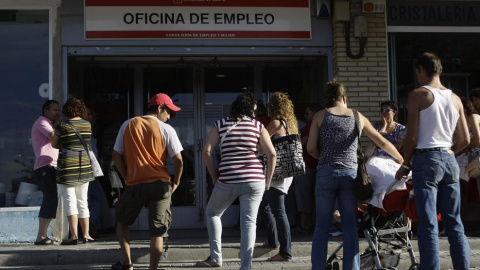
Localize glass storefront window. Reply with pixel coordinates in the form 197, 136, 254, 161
263, 63, 322, 128
0, 10, 49, 207
389, 33, 480, 123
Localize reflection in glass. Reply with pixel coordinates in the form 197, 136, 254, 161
69, 65, 134, 207
204, 67, 254, 201
0, 10, 49, 207
263, 65, 317, 129
389, 33, 480, 123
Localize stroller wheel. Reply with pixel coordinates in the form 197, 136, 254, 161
332, 261, 340, 270
409, 263, 420, 270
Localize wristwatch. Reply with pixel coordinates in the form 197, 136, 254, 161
401, 164, 411, 170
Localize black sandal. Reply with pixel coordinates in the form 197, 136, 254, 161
111, 261, 133, 270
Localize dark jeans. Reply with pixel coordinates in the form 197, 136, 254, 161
34, 165, 58, 219
260, 187, 292, 259
87, 180, 104, 228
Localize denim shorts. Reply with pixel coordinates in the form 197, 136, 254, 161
115, 180, 172, 237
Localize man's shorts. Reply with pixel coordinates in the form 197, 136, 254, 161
34, 165, 58, 219
115, 180, 172, 237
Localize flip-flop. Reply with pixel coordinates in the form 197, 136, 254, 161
194, 256, 221, 267
34, 237, 55, 245
81, 237, 96, 244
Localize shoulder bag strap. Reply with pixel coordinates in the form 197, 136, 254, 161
219, 119, 239, 158
280, 119, 290, 135
66, 120, 90, 154
352, 110, 364, 155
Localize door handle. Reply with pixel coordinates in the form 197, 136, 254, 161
197, 138, 203, 154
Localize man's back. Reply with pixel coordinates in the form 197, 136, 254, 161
111, 93, 183, 270
416, 86, 459, 149
32, 116, 58, 169
123, 116, 169, 185
113, 115, 183, 186
397, 52, 471, 270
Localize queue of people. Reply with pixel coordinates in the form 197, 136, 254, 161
29, 51, 476, 270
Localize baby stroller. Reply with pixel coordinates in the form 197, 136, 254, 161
326, 182, 420, 270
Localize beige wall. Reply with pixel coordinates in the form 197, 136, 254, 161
332, 0, 388, 123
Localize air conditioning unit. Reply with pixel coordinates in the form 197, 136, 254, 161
363, 0, 385, 13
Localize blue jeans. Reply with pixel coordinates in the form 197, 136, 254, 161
412, 150, 470, 270
260, 187, 292, 259
312, 166, 359, 270
206, 181, 264, 270
259, 195, 278, 248
88, 180, 104, 228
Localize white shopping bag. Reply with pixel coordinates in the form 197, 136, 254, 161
366, 156, 410, 210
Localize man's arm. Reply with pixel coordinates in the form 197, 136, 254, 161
40, 120, 58, 147
51, 134, 60, 149
112, 150, 127, 181
171, 152, 183, 193
451, 94, 470, 154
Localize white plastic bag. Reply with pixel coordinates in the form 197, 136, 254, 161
366, 156, 410, 210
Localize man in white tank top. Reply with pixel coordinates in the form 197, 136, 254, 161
395, 52, 471, 270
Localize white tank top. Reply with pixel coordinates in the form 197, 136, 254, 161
416, 86, 459, 149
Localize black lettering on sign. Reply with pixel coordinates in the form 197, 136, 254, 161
123, 13, 185, 25
388, 2, 479, 26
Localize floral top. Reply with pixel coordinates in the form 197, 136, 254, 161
469, 128, 480, 159
373, 122, 406, 159
318, 110, 358, 169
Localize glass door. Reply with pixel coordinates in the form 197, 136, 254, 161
69, 65, 134, 208
68, 57, 326, 230
201, 65, 254, 227
142, 66, 200, 229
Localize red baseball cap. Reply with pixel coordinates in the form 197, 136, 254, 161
149, 93, 181, 112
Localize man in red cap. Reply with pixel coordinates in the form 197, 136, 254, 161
112, 93, 183, 270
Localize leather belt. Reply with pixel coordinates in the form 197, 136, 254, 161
414, 147, 450, 154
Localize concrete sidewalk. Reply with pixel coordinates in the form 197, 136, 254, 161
1, 228, 480, 269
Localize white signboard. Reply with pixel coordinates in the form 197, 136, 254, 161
84, 0, 311, 40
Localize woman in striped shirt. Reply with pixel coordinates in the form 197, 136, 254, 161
52, 97, 95, 245
197, 93, 277, 269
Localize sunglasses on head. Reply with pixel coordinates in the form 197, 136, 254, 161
380, 108, 395, 113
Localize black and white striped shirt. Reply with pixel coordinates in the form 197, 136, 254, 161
216, 116, 265, 183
